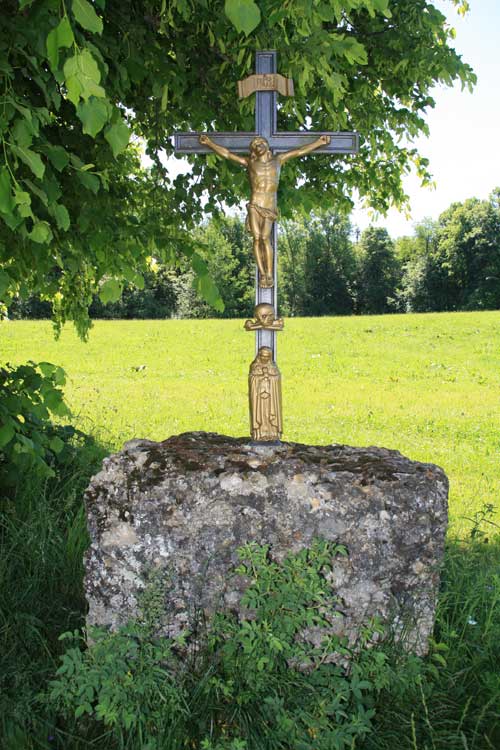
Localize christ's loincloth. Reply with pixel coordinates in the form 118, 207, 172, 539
245, 202, 278, 233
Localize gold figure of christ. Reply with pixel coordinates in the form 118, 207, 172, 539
198, 133, 331, 288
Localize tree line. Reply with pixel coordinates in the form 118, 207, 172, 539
11, 188, 500, 321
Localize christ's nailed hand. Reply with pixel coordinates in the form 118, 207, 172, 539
319, 135, 331, 145
199, 134, 209, 144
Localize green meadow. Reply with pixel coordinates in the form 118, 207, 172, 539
3, 310, 500, 534
2, 310, 500, 749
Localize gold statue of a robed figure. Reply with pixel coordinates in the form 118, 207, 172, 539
199, 133, 330, 288
249, 346, 282, 442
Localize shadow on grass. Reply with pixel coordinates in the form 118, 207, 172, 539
0, 431, 109, 749
1, 441, 499, 750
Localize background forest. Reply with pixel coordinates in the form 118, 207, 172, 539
10, 188, 500, 322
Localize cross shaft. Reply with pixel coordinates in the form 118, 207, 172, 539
173, 50, 359, 441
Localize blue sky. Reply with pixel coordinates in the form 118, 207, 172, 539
353, 0, 500, 237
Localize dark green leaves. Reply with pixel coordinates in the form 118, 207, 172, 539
47, 146, 70, 172
0, 270, 12, 298
0, 420, 16, 449
53, 203, 71, 231
99, 278, 122, 303
77, 97, 110, 136
224, 0, 261, 35
72, 0, 104, 34
11, 145, 45, 179
191, 252, 224, 312
0, 168, 14, 214
0, 361, 71, 484
29, 221, 52, 244
39, 362, 66, 385
63, 49, 105, 105
2, 0, 476, 340
46, 16, 74, 70
104, 118, 130, 157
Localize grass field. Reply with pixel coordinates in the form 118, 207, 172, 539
1, 311, 500, 748
2, 310, 500, 534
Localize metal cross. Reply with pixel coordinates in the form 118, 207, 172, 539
174, 51, 358, 360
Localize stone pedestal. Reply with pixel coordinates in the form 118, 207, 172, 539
84, 432, 448, 655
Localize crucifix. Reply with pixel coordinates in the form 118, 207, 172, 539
174, 50, 359, 441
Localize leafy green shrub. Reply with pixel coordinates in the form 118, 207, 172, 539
48, 540, 400, 750
0, 360, 72, 485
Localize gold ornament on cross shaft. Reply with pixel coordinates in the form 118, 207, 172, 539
237, 73, 294, 99
244, 303, 284, 331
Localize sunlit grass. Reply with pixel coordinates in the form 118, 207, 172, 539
2, 310, 500, 534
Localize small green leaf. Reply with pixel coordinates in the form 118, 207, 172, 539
63, 50, 105, 105
39, 362, 56, 378
0, 270, 12, 297
99, 278, 122, 303
23, 180, 47, 206
11, 145, 45, 179
196, 273, 225, 312
74, 704, 87, 719
44, 388, 70, 416
76, 170, 100, 193
54, 203, 70, 231
65, 75, 83, 106
16, 197, 33, 218
53, 366, 66, 386
160, 84, 169, 112
77, 97, 110, 137
191, 252, 208, 276
104, 119, 130, 157
14, 190, 31, 206
0, 167, 14, 214
133, 273, 145, 290
224, 0, 261, 35
72, 0, 103, 34
49, 435, 65, 454
47, 146, 70, 172
46, 15, 75, 70
373, 0, 392, 18
0, 421, 16, 448
12, 118, 33, 147
29, 221, 52, 244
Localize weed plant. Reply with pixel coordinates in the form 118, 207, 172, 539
48, 541, 391, 749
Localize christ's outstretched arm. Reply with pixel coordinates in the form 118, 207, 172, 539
278, 134, 331, 165
199, 134, 248, 167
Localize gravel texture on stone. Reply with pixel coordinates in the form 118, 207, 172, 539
84, 431, 448, 655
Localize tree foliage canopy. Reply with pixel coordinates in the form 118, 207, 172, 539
398, 190, 500, 312
0, 0, 475, 334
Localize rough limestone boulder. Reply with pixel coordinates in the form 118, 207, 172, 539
84, 432, 448, 655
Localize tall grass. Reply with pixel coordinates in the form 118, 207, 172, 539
0, 437, 107, 748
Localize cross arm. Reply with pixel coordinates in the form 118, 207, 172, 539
173, 130, 359, 156
268, 131, 359, 154
174, 132, 257, 154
